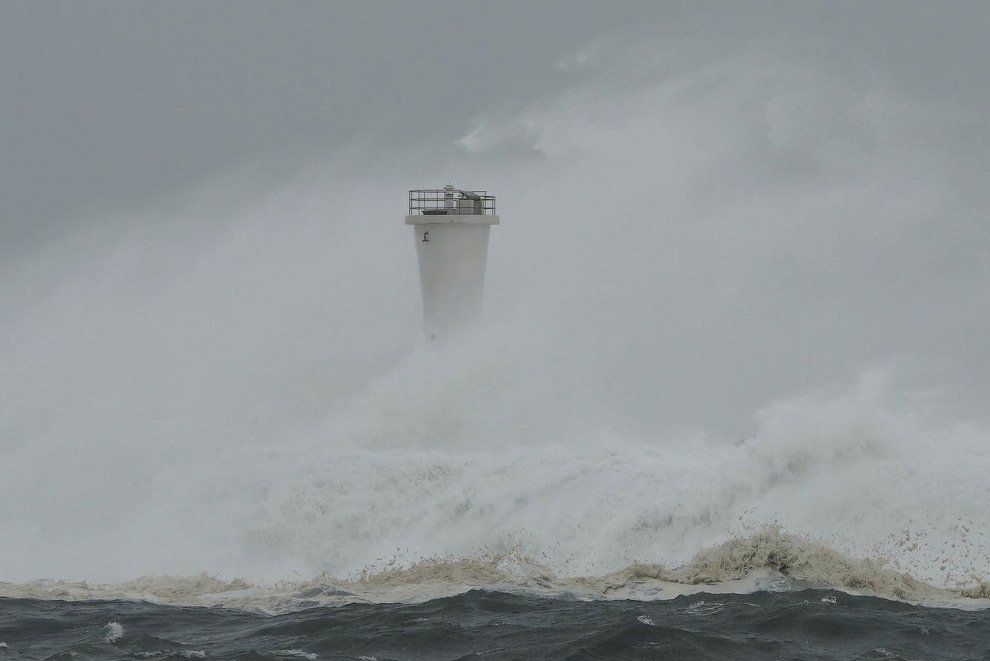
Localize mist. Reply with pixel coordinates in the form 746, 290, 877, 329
2, 5, 989, 587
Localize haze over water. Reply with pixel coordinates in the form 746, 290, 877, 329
1, 3, 989, 608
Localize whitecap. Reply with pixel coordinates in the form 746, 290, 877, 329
103, 621, 124, 643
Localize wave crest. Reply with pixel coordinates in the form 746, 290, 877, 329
4, 529, 986, 612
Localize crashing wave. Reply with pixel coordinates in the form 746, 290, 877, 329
3, 528, 986, 613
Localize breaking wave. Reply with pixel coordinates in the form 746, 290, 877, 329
3, 529, 988, 613
2, 331, 990, 611
3, 368, 990, 611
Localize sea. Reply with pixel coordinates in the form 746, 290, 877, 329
2, 588, 990, 660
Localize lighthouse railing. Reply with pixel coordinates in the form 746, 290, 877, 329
408, 189, 496, 216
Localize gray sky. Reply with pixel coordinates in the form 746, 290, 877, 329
4, 1, 987, 256
1, 0, 663, 256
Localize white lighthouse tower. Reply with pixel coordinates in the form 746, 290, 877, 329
406, 185, 499, 341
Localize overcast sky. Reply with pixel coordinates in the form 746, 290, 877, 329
3, 2, 987, 255
1, 0, 656, 256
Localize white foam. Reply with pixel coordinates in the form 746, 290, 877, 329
1, 374, 989, 610
103, 621, 124, 643
1, 528, 986, 612
272, 651, 318, 661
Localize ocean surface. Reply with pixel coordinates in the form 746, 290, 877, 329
3, 589, 990, 660
3, 524, 990, 659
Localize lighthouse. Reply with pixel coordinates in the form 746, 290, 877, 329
406, 185, 499, 341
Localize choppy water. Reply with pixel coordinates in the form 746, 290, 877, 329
3, 590, 989, 660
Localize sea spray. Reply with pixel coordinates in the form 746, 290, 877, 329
3, 528, 987, 612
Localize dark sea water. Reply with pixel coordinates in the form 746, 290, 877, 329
2, 590, 988, 661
